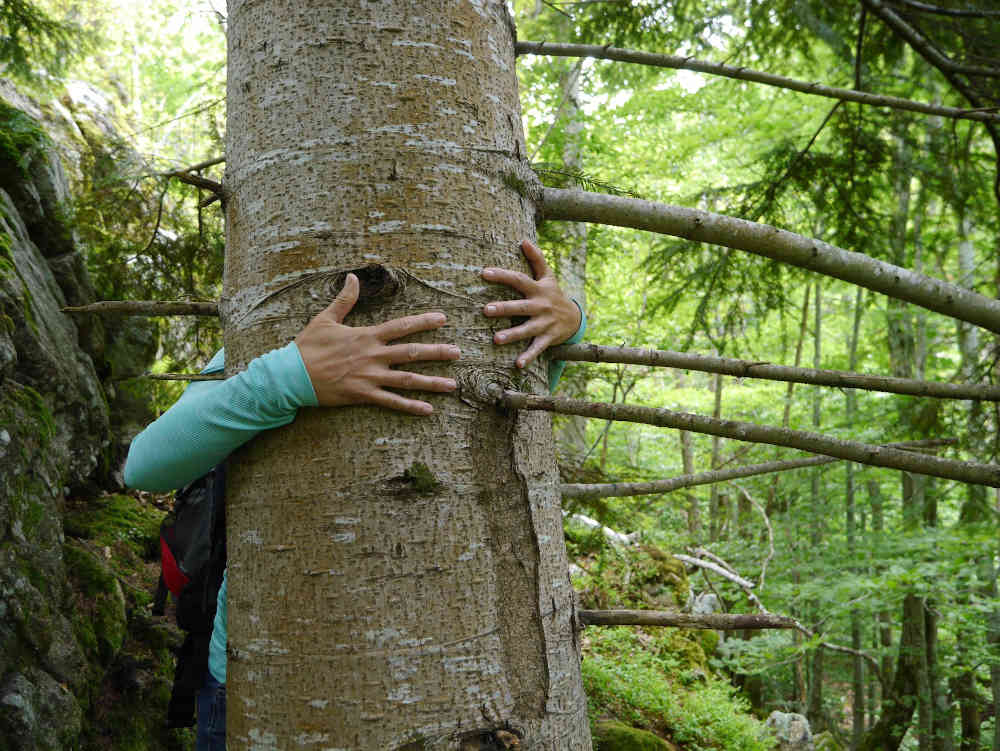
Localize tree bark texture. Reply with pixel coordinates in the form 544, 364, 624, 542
222, 2, 590, 748
539, 187, 1000, 334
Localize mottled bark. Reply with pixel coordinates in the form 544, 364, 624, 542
222, 2, 590, 747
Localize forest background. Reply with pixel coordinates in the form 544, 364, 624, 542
2, 0, 999, 749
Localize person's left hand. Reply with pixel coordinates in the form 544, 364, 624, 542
482, 239, 582, 368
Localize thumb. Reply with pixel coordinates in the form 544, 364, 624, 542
327, 273, 360, 323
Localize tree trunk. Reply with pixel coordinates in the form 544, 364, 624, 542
221, 2, 591, 747
859, 594, 926, 751
847, 287, 865, 750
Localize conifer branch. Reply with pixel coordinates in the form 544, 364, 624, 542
561, 439, 955, 500
499, 389, 1000, 487
539, 188, 1000, 334
61, 301, 220, 316
548, 342, 1000, 400
515, 41, 1000, 121
577, 609, 796, 630
860, 0, 1000, 78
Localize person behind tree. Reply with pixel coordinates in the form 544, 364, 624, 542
125, 240, 586, 751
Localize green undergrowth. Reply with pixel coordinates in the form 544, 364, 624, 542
582, 628, 775, 751
0, 100, 48, 177
64, 493, 163, 608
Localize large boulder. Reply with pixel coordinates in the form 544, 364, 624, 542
765, 711, 815, 751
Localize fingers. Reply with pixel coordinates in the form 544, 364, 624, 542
483, 298, 541, 319
375, 311, 448, 342
493, 319, 543, 346
327, 273, 360, 323
520, 239, 552, 280
516, 335, 552, 369
481, 266, 536, 295
368, 389, 437, 416
382, 342, 461, 364
380, 369, 458, 393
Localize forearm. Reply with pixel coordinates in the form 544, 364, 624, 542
124, 343, 317, 491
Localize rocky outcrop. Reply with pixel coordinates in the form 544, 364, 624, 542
0, 85, 166, 750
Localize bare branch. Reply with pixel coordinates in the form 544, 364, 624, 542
893, 0, 1000, 17
515, 41, 1000, 121
61, 301, 219, 316
675, 553, 757, 589
499, 389, 1000, 487
136, 372, 224, 381
577, 609, 796, 630
730, 484, 775, 590
177, 155, 225, 172
168, 170, 224, 194
539, 188, 1000, 334
549, 342, 1000, 400
861, 0, 1000, 77
561, 438, 956, 500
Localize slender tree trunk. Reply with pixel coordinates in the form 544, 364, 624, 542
709, 372, 724, 542
222, 2, 591, 747
847, 287, 866, 750
554, 58, 590, 466
677, 373, 701, 537
806, 279, 825, 732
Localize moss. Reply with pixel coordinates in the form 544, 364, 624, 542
593, 721, 675, 751
0, 101, 49, 178
501, 171, 530, 198
63, 542, 126, 663
698, 628, 720, 657
9, 383, 55, 442
64, 493, 163, 564
402, 462, 442, 495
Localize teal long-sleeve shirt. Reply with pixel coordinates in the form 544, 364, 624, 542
126, 309, 586, 684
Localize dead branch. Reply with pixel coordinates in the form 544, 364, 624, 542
731, 484, 775, 590
141, 373, 224, 381
499, 389, 1000, 486
684, 549, 885, 686
61, 301, 219, 316
892, 0, 1000, 17
675, 553, 757, 589
515, 40, 1000, 121
861, 0, 1000, 77
178, 155, 225, 172
561, 438, 956, 500
548, 342, 1000, 400
577, 609, 796, 630
539, 188, 1000, 334
167, 170, 223, 194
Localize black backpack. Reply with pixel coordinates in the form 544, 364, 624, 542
152, 463, 227, 728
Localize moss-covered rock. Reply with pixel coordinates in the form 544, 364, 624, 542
593, 720, 677, 751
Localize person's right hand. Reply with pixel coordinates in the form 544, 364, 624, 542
294, 273, 460, 414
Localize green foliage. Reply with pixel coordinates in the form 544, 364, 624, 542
0, 0, 92, 83
0, 100, 49, 176
582, 628, 775, 751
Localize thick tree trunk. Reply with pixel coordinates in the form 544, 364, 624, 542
221, 2, 591, 747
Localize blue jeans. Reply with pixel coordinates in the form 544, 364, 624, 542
196, 672, 226, 751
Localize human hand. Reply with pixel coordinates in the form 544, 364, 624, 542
294, 274, 460, 414
481, 240, 582, 368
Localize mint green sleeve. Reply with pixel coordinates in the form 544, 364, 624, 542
123, 342, 318, 492
547, 299, 588, 392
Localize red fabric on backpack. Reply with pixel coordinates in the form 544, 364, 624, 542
160, 536, 190, 597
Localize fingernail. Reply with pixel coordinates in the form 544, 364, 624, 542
482, 268, 495, 279
449, 346, 461, 357
420, 404, 433, 415
516, 359, 525, 368
485, 304, 496, 315
495, 333, 505, 343
445, 379, 457, 389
